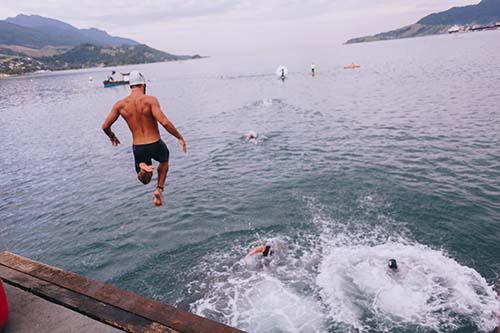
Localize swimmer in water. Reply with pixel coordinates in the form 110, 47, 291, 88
245, 244, 273, 264
246, 130, 257, 142
388, 258, 398, 272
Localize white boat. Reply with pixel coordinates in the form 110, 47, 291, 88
448, 25, 461, 34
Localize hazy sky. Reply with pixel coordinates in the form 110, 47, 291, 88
1, 0, 479, 55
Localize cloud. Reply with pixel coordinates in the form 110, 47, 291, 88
1, 0, 238, 27
2, 0, 480, 28
0, 0, 480, 55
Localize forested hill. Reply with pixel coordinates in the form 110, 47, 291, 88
418, 0, 500, 25
0, 14, 201, 75
3, 14, 139, 47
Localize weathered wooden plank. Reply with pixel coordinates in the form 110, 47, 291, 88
0, 265, 177, 333
0, 252, 244, 333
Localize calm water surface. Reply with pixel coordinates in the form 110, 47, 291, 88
1, 31, 500, 332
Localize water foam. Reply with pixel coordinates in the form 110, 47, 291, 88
188, 197, 499, 333
317, 242, 499, 332
190, 241, 325, 333
262, 98, 274, 107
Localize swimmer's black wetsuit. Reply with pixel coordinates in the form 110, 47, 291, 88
132, 139, 169, 173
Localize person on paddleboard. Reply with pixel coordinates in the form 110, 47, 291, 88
101, 71, 187, 206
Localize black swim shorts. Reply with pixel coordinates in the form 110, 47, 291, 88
132, 139, 169, 173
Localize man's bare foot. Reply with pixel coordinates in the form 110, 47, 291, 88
138, 163, 154, 184
154, 187, 163, 206
139, 163, 154, 173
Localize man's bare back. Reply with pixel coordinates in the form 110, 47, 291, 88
101, 71, 186, 206
115, 94, 163, 145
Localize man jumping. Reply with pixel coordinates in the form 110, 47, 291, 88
101, 71, 186, 206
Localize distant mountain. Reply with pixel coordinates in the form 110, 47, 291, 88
0, 21, 65, 48
345, 24, 450, 45
346, 0, 500, 44
40, 44, 184, 70
0, 14, 202, 75
78, 28, 138, 46
5, 14, 79, 31
4, 14, 139, 47
418, 0, 500, 25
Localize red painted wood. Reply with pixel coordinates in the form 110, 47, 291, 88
0, 279, 8, 330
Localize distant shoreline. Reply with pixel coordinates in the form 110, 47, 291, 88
345, 24, 500, 45
0, 14, 204, 76
346, 0, 500, 45
0, 56, 206, 79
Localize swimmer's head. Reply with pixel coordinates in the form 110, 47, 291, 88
262, 244, 273, 257
246, 131, 257, 140
388, 259, 398, 270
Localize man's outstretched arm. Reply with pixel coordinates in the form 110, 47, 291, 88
151, 97, 187, 153
102, 102, 121, 146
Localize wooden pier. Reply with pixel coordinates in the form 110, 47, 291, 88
0, 251, 244, 333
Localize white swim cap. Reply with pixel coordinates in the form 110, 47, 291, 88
129, 71, 145, 86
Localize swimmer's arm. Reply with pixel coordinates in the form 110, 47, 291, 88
151, 97, 187, 153
243, 245, 266, 265
247, 245, 266, 257
102, 103, 121, 146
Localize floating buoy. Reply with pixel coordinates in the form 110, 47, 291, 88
344, 63, 361, 69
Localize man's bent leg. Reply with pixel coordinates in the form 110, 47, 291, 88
134, 144, 154, 185
154, 162, 169, 206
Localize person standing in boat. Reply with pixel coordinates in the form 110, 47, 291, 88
107, 70, 116, 82
311, 63, 316, 76
101, 71, 187, 206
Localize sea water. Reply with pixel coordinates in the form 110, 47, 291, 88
1, 31, 499, 332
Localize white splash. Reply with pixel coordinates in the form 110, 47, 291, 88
262, 98, 273, 107
317, 242, 500, 332
191, 261, 325, 333
188, 197, 500, 333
